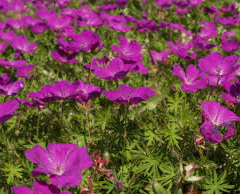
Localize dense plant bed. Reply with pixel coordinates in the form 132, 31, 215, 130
1, 0, 240, 193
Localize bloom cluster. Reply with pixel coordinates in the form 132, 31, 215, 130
1, 0, 240, 193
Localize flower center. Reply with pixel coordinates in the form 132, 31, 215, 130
54, 164, 64, 176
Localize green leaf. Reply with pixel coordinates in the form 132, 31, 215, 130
1, 163, 24, 184
204, 171, 234, 194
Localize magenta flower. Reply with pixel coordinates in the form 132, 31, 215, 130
70, 30, 104, 52
222, 79, 240, 104
103, 84, 155, 104
21, 16, 40, 28
25, 144, 93, 188
167, 40, 197, 60
9, 35, 37, 53
77, 13, 103, 27
199, 101, 240, 143
221, 2, 236, 13
199, 21, 218, 39
189, 0, 202, 7
221, 31, 235, 42
112, 36, 143, 62
221, 40, 240, 52
105, 21, 131, 32
46, 80, 81, 100
193, 37, 216, 50
126, 61, 149, 74
31, 23, 48, 34
0, 99, 20, 124
17, 98, 46, 108
134, 19, 160, 32
85, 56, 109, 72
8, 0, 25, 13
28, 84, 58, 103
15, 64, 35, 79
214, 16, 236, 26
94, 57, 129, 81
51, 49, 78, 64
46, 15, 71, 31
198, 52, 239, 86
172, 64, 207, 93
175, 7, 189, 16
220, 30, 240, 52
11, 180, 72, 194
73, 81, 102, 105
149, 50, 170, 64
204, 6, 219, 15
57, 39, 81, 53
0, 30, 17, 43
6, 18, 23, 30
0, 42, 7, 53
156, 0, 172, 9
28, 80, 80, 102
0, 73, 24, 97
0, 59, 26, 69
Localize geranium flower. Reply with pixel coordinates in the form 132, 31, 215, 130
78, 13, 103, 27
0, 73, 24, 97
15, 64, 35, 79
0, 99, 20, 124
17, 98, 46, 108
105, 21, 131, 32
214, 16, 236, 26
192, 37, 216, 50
103, 84, 155, 104
175, 7, 189, 16
25, 144, 93, 188
46, 15, 72, 31
156, 0, 172, 9
9, 35, 37, 53
204, 6, 219, 15
28, 80, 80, 102
126, 61, 149, 74
167, 40, 197, 60
198, 52, 239, 86
94, 57, 129, 81
198, 21, 218, 39
172, 64, 207, 93
20, 16, 40, 28
73, 81, 102, 105
57, 38, 81, 53
199, 101, 240, 143
31, 23, 48, 34
112, 36, 143, 62
222, 79, 240, 103
0, 30, 17, 43
221, 40, 240, 52
51, 49, 78, 63
221, 31, 235, 42
220, 31, 240, 52
70, 30, 104, 52
6, 18, 23, 30
8, 0, 25, 13
85, 56, 109, 72
0, 59, 26, 69
0, 42, 7, 53
135, 19, 160, 32
189, 0, 202, 7
221, 2, 236, 13
28, 84, 58, 102
149, 50, 170, 64
12, 180, 72, 194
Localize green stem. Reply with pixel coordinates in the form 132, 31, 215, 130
36, 108, 41, 140
86, 110, 92, 146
